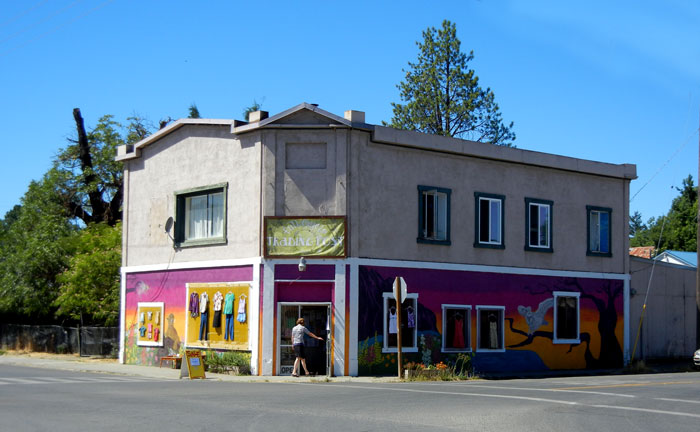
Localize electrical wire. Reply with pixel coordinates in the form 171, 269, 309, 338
0, 0, 114, 58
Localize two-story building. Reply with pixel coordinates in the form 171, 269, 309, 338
117, 102, 636, 376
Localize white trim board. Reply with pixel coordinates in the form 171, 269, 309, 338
346, 257, 630, 281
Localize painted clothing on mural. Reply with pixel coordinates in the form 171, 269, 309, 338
237, 296, 247, 323
224, 292, 235, 314
189, 292, 199, 317
212, 310, 222, 328
199, 292, 209, 314
213, 291, 223, 311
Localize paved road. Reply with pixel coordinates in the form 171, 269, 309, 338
1, 364, 698, 431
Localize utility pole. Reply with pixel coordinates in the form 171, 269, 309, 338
696, 107, 700, 348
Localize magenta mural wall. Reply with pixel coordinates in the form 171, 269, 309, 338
357, 265, 624, 375
123, 266, 253, 366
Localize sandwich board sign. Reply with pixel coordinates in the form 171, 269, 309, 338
180, 350, 206, 380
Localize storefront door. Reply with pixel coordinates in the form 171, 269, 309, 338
278, 303, 331, 376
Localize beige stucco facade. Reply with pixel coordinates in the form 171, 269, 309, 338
118, 103, 635, 275
117, 103, 639, 375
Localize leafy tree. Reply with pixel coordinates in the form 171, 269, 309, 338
188, 103, 201, 119
0, 176, 77, 322
53, 109, 154, 226
388, 20, 515, 146
55, 223, 122, 326
629, 211, 646, 238
630, 175, 698, 252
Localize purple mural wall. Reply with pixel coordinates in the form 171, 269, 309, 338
357, 265, 624, 375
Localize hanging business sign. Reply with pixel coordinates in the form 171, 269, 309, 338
264, 216, 347, 258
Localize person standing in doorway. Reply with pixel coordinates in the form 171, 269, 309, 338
291, 318, 323, 377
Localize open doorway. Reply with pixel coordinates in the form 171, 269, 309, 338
278, 303, 331, 376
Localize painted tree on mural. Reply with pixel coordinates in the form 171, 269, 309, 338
507, 278, 623, 368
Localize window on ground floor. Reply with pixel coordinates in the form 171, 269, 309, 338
553, 291, 580, 344
476, 306, 505, 352
442, 305, 471, 352
382, 292, 418, 353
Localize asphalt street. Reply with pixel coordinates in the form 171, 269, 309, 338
0, 359, 698, 431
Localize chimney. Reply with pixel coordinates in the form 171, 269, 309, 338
344, 110, 365, 123
248, 110, 269, 123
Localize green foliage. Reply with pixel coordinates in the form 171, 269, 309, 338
188, 103, 201, 119
630, 175, 698, 252
54, 222, 122, 326
205, 350, 252, 375
388, 20, 515, 146
243, 99, 263, 121
54, 112, 154, 226
0, 177, 77, 320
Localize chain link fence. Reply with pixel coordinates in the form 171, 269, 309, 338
0, 324, 118, 357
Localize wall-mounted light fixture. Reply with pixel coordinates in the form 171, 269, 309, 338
298, 256, 307, 272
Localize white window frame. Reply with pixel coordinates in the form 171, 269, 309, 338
476, 305, 505, 353
441, 304, 472, 353
382, 292, 418, 353
526, 198, 552, 251
553, 291, 580, 344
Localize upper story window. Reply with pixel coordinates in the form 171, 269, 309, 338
474, 192, 504, 249
587, 206, 612, 257
417, 185, 451, 245
174, 183, 227, 247
525, 198, 553, 252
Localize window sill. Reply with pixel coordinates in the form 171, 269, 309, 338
474, 242, 505, 250
442, 348, 473, 353
382, 347, 418, 354
587, 251, 612, 257
176, 237, 227, 248
475, 347, 506, 353
417, 237, 451, 246
524, 245, 553, 253
553, 338, 580, 345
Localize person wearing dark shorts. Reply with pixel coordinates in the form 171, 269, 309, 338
291, 318, 323, 377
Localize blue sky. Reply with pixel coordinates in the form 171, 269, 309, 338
1, 0, 698, 225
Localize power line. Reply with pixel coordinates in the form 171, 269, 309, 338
0, 0, 114, 58
0, 0, 85, 46
0, 0, 51, 29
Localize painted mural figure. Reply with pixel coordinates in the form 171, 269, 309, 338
517, 298, 554, 335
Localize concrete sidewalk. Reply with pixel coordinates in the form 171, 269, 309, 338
0, 353, 398, 383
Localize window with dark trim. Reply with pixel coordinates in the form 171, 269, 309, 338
174, 183, 227, 247
587, 206, 612, 257
474, 192, 504, 249
553, 291, 580, 344
417, 185, 451, 245
525, 198, 553, 252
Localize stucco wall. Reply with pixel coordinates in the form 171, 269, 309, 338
261, 128, 347, 217
629, 257, 697, 359
123, 124, 261, 266
350, 133, 630, 274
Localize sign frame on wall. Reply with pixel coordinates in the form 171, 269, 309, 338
264, 216, 347, 258
135, 302, 164, 347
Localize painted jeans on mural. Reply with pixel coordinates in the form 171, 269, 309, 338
199, 311, 209, 340
225, 314, 234, 340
